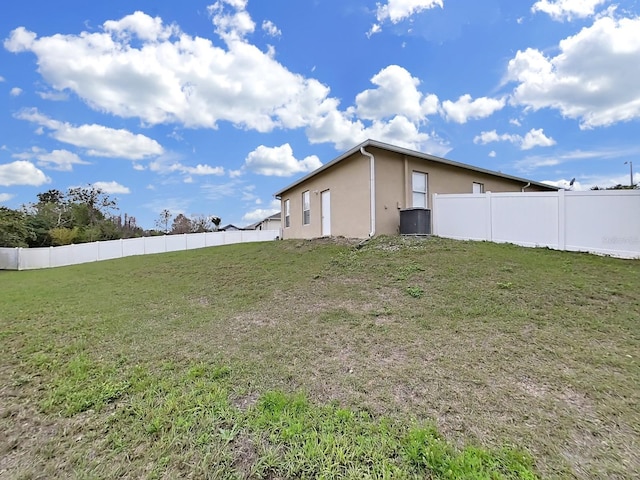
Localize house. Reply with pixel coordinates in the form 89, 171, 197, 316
250, 212, 282, 231
274, 139, 557, 239
219, 224, 245, 231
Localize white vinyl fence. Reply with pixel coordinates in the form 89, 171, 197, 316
0, 230, 280, 270
432, 190, 640, 259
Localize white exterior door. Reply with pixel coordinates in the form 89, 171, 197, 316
321, 190, 331, 236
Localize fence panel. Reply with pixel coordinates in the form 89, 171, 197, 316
98, 240, 124, 261
123, 237, 146, 257
432, 194, 488, 240
491, 193, 559, 248
0, 230, 280, 270
564, 191, 640, 257
0, 248, 19, 270
433, 190, 639, 259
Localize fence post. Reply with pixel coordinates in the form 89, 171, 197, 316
485, 192, 493, 241
557, 189, 566, 251
17, 247, 21, 271
432, 194, 438, 236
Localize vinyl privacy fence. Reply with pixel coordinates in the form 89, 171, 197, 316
432, 190, 640, 259
0, 230, 279, 270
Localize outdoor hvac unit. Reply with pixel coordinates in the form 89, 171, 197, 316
399, 208, 431, 235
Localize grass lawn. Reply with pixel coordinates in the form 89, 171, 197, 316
0, 236, 638, 479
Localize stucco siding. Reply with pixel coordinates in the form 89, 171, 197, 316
276, 140, 557, 240
280, 154, 371, 239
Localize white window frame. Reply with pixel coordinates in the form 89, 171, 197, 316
302, 191, 310, 226
473, 182, 485, 194
284, 199, 290, 228
412, 171, 428, 208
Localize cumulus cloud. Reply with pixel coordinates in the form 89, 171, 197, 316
441, 94, 505, 123
242, 207, 279, 223
355, 65, 439, 121
242, 144, 322, 177
531, 0, 608, 21
16, 109, 164, 159
507, 15, 640, 128
474, 128, 556, 150
93, 181, 131, 194
10, 87, 22, 96
149, 158, 225, 178
4, 4, 451, 156
13, 147, 90, 171
262, 20, 281, 37
0, 160, 50, 186
370, 0, 444, 35
0, 193, 15, 202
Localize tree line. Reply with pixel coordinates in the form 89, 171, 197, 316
0, 186, 221, 248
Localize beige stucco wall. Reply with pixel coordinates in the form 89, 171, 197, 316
279, 146, 554, 239
371, 146, 552, 235
279, 153, 371, 239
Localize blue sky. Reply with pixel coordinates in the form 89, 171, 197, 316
1, 0, 639, 228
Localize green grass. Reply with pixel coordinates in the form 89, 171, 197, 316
1, 236, 638, 479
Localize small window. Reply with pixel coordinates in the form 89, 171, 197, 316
302, 191, 310, 225
473, 182, 485, 194
412, 172, 428, 208
284, 199, 290, 228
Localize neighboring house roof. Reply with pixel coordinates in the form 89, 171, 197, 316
245, 212, 282, 230
275, 139, 557, 197
220, 224, 244, 231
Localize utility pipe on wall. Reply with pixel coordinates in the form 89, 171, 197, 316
521, 182, 530, 192
361, 146, 376, 237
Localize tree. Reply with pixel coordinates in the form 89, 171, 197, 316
171, 214, 192, 234
0, 207, 35, 247
591, 184, 638, 190
156, 209, 172, 234
67, 185, 117, 226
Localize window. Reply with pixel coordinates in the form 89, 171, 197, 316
302, 191, 310, 225
473, 182, 485, 194
284, 199, 290, 228
412, 172, 428, 208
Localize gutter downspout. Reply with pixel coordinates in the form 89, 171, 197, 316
521, 182, 530, 192
361, 146, 376, 237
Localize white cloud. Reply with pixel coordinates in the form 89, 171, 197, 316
507, 15, 640, 128
0, 193, 15, 202
37, 90, 69, 101
262, 20, 281, 37
521, 128, 556, 149
13, 147, 90, 171
474, 128, 556, 150
531, 0, 607, 21
10, 87, 22, 96
514, 146, 640, 174
4, 6, 450, 156
149, 158, 225, 177
441, 94, 505, 123
0, 76, 5, 82
0, 160, 50, 186
541, 178, 584, 190
355, 65, 439, 121
93, 181, 131, 194
16, 108, 164, 160
488, 151, 497, 158
243, 144, 322, 177
242, 206, 279, 223
374, 0, 444, 25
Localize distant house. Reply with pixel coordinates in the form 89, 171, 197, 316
274, 139, 557, 239
251, 212, 282, 231
219, 224, 245, 232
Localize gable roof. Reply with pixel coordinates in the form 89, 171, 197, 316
275, 139, 557, 197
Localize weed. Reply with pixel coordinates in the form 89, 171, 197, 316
406, 286, 425, 298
